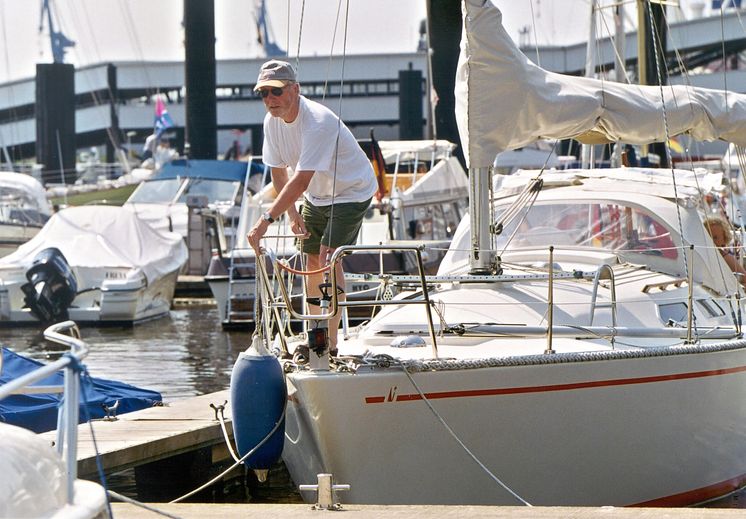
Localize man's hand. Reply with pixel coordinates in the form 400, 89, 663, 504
247, 218, 269, 253
288, 211, 309, 239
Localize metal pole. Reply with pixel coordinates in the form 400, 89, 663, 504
468, 166, 495, 274
637, 0, 648, 159
545, 246, 555, 354
686, 244, 694, 344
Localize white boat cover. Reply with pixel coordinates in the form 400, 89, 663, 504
0, 205, 187, 283
0, 171, 51, 215
397, 157, 469, 204
378, 140, 458, 163
456, 0, 746, 169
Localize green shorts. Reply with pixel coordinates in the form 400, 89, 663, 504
300, 198, 372, 254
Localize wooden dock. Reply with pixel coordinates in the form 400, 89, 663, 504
40, 389, 232, 479
110, 503, 746, 518
175, 274, 213, 298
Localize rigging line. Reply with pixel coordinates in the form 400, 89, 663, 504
118, 0, 156, 98
322, 0, 345, 101
653, 9, 706, 206
0, 0, 18, 162
324, 0, 351, 269
591, 3, 606, 80
528, 0, 541, 66
646, 2, 702, 330
293, 0, 307, 74
714, 6, 746, 284
658, 7, 700, 170
65, 6, 121, 153
286, 0, 291, 59
397, 363, 532, 506
597, 5, 632, 85
716, 6, 743, 229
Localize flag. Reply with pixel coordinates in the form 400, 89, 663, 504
668, 137, 684, 154
369, 129, 387, 201
154, 97, 174, 138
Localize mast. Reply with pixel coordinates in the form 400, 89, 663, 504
581, 0, 599, 169
637, 0, 668, 167
612, 1, 626, 167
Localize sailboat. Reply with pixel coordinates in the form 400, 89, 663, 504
234, 0, 746, 507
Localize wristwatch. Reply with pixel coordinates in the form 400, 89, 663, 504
262, 211, 275, 223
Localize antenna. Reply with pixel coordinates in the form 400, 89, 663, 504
38, 0, 75, 63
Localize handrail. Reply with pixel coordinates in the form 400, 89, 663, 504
589, 263, 618, 348
0, 321, 88, 506
686, 245, 695, 344
256, 244, 440, 358
545, 246, 555, 354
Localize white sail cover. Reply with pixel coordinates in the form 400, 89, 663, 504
0, 205, 187, 283
456, 0, 746, 169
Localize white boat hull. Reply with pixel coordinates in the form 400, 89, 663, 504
283, 343, 746, 506
0, 268, 180, 325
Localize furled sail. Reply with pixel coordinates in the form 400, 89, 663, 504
456, 0, 746, 169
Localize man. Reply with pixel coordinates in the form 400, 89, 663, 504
247, 60, 377, 354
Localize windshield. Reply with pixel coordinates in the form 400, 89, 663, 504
496, 201, 677, 259
127, 178, 183, 204
176, 178, 240, 205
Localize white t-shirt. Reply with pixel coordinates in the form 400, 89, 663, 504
262, 96, 377, 206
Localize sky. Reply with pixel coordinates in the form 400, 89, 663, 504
0, 0, 724, 84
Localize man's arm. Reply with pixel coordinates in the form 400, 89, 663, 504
266, 169, 313, 221
247, 169, 314, 252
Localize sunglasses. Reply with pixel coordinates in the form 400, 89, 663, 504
258, 86, 287, 98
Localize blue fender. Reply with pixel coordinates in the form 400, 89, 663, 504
230, 336, 286, 469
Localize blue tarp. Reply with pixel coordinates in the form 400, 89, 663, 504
156, 159, 262, 183
0, 347, 162, 433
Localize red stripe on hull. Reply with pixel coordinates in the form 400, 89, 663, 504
365, 365, 746, 404
634, 474, 746, 507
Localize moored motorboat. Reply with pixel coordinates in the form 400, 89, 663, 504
0, 171, 52, 257
0, 205, 187, 326
123, 158, 261, 246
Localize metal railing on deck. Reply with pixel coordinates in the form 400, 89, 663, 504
255, 243, 743, 356
0, 321, 88, 505
256, 244, 441, 358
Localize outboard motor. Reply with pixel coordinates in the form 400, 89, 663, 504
20, 248, 78, 322
230, 335, 286, 482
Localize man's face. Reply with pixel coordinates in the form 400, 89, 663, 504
259, 82, 299, 121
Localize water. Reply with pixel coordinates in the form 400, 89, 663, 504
2, 303, 745, 508
2, 303, 249, 401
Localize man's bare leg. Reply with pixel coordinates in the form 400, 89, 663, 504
306, 247, 345, 354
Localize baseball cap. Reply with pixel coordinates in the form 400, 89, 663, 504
254, 60, 296, 91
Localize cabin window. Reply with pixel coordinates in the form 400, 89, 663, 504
128, 178, 183, 203
697, 298, 725, 318
493, 201, 677, 258
176, 179, 241, 205
658, 302, 688, 324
